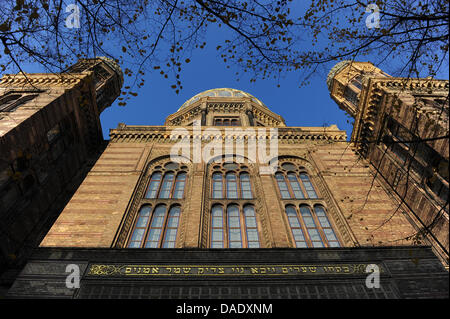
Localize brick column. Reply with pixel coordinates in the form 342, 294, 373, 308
259, 175, 291, 248
182, 163, 205, 247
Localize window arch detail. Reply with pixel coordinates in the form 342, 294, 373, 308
206, 160, 265, 248
210, 162, 254, 199
144, 163, 188, 199
274, 164, 318, 199
123, 159, 190, 248
273, 159, 344, 248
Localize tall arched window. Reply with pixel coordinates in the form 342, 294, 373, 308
211, 205, 225, 248
287, 173, 305, 199
212, 173, 223, 199
240, 173, 253, 199
227, 205, 242, 248
145, 172, 162, 198
173, 173, 187, 199
159, 173, 175, 198
210, 204, 260, 248
275, 172, 291, 199
128, 161, 188, 248
285, 204, 340, 248
285, 205, 307, 248
209, 162, 260, 248
243, 205, 260, 248
276, 161, 340, 248
128, 204, 182, 248
128, 205, 152, 248
226, 172, 238, 199
299, 173, 318, 198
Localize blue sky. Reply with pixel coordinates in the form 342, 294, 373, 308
10, 2, 448, 141
98, 5, 449, 141
100, 44, 352, 140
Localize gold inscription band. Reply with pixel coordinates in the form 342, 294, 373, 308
87, 263, 383, 277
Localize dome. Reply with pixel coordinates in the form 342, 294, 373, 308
178, 88, 266, 111
326, 60, 351, 91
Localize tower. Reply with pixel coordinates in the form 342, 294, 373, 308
0, 57, 123, 294
328, 61, 449, 267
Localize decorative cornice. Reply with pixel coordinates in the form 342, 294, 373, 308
109, 126, 347, 143
0, 73, 89, 87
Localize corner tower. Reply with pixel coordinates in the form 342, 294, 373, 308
328, 60, 449, 268
0, 57, 123, 294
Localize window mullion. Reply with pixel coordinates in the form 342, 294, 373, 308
297, 209, 313, 247
159, 208, 171, 248
169, 173, 178, 199
224, 210, 228, 248
140, 206, 155, 248
311, 212, 329, 247
284, 174, 295, 199
240, 207, 247, 248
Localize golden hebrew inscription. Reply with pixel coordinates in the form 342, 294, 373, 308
87, 263, 381, 277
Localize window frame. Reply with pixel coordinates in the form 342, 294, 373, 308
128, 204, 182, 248
209, 203, 260, 248
285, 204, 340, 248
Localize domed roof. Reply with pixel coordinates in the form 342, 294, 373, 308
326, 60, 351, 91
178, 88, 266, 111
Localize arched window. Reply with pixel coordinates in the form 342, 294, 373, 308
226, 172, 238, 199
275, 165, 318, 199
276, 161, 339, 248
173, 173, 187, 199
211, 163, 253, 199
285, 205, 340, 248
212, 172, 223, 199
209, 162, 259, 248
299, 173, 318, 198
300, 205, 323, 247
145, 164, 188, 199
145, 205, 167, 247
275, 172, 291, 199
210, 204, 260, 248
128, 162, 188, 248
286, 205, 307, 248
128, 205, 152, 248
128, 205, 182, 248
243, 205, 260, 248
227, 205, 242, 248
240, 173, 252, 199
211, 205, 225, 248
314, 205, 340, 247
162, 206, 181, 248
145, 172, 162, 198
0, 92, 39, 112
159, 172, 175, 198
287, 173, 305, 199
